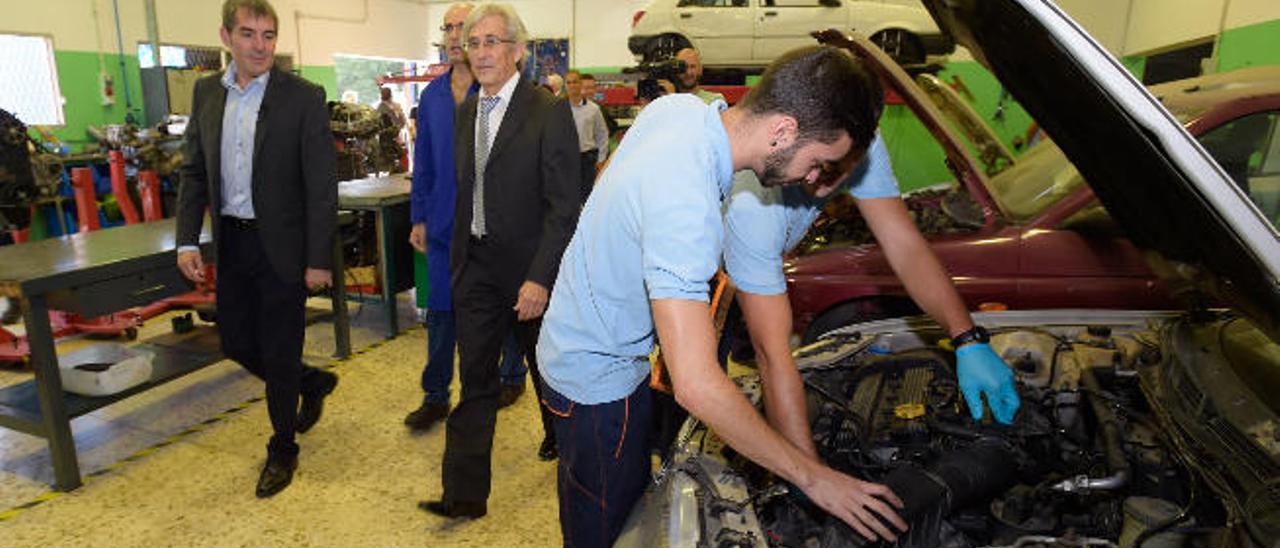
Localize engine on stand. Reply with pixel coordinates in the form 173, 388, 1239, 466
329, 101, 401, 182
0, 108, 64, 232
85, 117, 186, 179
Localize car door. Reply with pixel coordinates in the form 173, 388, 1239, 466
673, 0, 754, 66
753, 0, 847, 63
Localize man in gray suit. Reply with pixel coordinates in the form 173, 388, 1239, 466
174, 0, 338, 498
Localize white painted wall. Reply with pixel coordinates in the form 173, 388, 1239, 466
1056, 0, 1134, 54
4, 0, 1276, 67
5, 0, 649, 68
1123, 0, 1280, 55
420, 0, 650, 68
4, 0, 431, 66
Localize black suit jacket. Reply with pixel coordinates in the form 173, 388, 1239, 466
452, 77, 581, 293
175, 67, 338, 282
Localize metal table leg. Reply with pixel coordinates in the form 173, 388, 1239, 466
24, 295, 81, 491
375, 206, 398, 338
53, 198, 70, 237
331, 229, 351, 358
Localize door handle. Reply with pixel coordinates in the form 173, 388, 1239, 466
679, 12, 692, 18
763, 10, 777, 16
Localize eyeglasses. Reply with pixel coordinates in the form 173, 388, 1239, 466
465, 36, 517, 51
440, 23, 464, 33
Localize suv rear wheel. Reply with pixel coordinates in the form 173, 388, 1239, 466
644, 33, 693, 63
870, 29, 925, 66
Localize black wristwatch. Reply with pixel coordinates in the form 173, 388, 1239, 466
951, 325, 990, 348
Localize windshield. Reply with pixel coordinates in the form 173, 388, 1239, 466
1196, 110, 1280, 232
984, 137, 1086, 223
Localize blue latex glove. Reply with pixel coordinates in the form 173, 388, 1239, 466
955, 342, 1020, 424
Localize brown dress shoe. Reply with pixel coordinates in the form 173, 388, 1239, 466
498, 383, 525, 409
418, 499, 487, 519
404, 402, 449, 431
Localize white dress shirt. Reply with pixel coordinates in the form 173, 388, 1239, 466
475, 71, 521, 155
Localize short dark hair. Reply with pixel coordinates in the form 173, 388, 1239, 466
738, 45, 883, 150
222, 0, 278, 32
580, 73, 595, 82
380, 87, 392, 101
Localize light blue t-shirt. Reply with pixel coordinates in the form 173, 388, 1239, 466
723, 133, 899, 295
538, 95, 735, 405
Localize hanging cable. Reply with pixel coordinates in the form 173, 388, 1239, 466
111, 0, 137, 124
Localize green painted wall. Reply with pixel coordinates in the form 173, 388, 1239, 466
37, 50, 337, 150
1121, 55, 1147, 81
1216, 18, 1280, 72
577, 66, 623, 74
299, 64, 338, 100
881, 60, 1035, 192
879, 103, 952, 191
48, 50, 145, 147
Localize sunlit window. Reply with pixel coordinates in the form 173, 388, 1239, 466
0, 34, 64, 126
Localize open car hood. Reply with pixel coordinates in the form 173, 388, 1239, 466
916, 72, 1016, 176
917, 0, 1280, 341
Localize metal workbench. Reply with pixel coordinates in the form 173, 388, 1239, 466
0, 218, 350, 491
338, 176, 414, 338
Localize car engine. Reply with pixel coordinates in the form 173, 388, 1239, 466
758, 325, 1210, 548
624, 318, 1258, 548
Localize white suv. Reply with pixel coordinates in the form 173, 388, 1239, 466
628, 0, 952, 67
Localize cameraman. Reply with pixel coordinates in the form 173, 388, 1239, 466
663, 47, 723, 104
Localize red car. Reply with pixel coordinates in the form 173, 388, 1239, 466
786, 40, 1280, 343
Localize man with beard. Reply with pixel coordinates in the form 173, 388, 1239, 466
674, 47, 723, 104
720, 135, 1022, 454
537, 46, 908, 546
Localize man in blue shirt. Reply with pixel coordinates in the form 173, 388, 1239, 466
721, 135, 1021, 462
405, 2, 530, 432
539, 46, 908, 546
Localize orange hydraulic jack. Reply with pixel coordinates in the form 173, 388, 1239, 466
108, 150, 141, 225
133, 167, 217, 322
138, 170, 164, 222
0, 167, 141, 365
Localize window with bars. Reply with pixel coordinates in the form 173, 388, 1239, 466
0, 34, 64, 126
137, 43, 292, 73
138, 43, 224, 70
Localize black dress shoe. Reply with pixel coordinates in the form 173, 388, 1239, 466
538, 436, 558, 461
255, 453, 298, 498
418, 499, 487, 519
404, 402, 449, 431
297, 371, 339, 434
498, 383, 525, 409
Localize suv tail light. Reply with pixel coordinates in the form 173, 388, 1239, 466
632, 10, 646, 28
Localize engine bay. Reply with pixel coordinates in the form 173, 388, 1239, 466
644, 319, 1260, 548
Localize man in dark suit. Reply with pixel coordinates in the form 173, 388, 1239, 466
174, 0, 339, 498
419, 3, 580, 519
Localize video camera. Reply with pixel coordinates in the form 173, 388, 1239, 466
624, 57, 687, 102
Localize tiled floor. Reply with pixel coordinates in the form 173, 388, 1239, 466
0, 295, 562, 546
